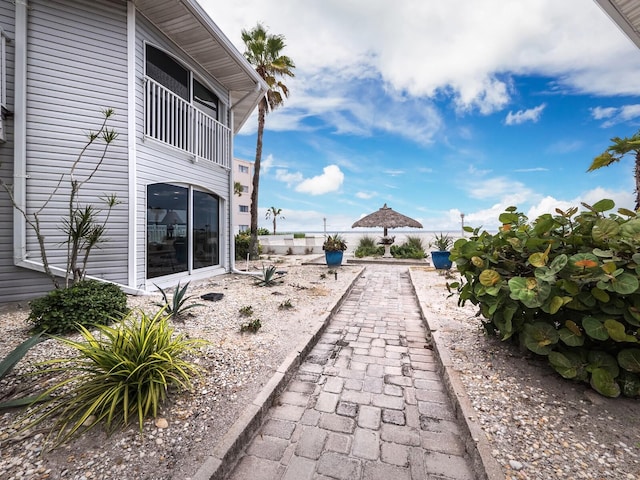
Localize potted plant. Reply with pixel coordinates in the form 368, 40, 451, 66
430, 232, 453, 269
323, 234, 347, 266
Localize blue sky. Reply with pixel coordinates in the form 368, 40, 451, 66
202, 0, 640, 233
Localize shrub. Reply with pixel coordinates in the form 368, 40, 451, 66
235, 232, 263, 260
449, 199, 640, 397
253, 264, 284, 286
28, 280, 127, 334
354, 235, 382, 258
154, 281, 203, 321
391, 236, 426, 259
240, 318, 262, 333
22, 309, 206, 447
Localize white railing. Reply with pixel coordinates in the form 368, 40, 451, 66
144, 77, 231, 168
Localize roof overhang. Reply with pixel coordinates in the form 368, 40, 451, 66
133, 0, 267, 133
594, 0, 640, 49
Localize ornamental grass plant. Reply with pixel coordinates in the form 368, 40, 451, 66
19, 309, 206, 447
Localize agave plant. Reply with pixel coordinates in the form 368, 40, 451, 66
154, 281, 203, 321
0, 332, 48, 410
253, 264, 285, 287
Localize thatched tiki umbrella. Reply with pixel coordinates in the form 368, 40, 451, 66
352, 204, 423, 236
352, 204, 423, 257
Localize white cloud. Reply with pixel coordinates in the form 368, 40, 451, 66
591, 104, 640, 127
295, 165, 345, 195
203, 0, 640, 125
591, 106, 617, 120
275, 169, 304, 186
513, 167, 548, 172
260, 154, 275, 174
356, 191, 376, 199
505, 103, 546, 125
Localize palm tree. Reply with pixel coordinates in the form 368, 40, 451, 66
242, 23, 295, 259
588, 130, 640, 210
265, 206, 285, 235
233, 181, 243, 197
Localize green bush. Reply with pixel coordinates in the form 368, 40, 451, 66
235, 232, 263, 260
391, 236, 426, 259
22, 309, 206, 447
449, 199, 640, 397
28, 280, 127, 334
355, 235, 383, 258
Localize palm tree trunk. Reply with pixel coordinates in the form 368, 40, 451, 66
249, 100, 266, 259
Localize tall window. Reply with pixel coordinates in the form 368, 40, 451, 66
145, 45, 219, 119
147, 183, 219, 279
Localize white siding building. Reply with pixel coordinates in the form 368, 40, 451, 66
0, 0, 266, 303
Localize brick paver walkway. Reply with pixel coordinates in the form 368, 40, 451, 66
227, 265, 477, 480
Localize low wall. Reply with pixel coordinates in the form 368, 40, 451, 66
258, 234, 326, 255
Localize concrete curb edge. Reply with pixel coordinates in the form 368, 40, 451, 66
192, 266, 366, 480
408, 269, 505, 480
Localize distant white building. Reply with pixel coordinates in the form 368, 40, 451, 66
233, 158, 253, 234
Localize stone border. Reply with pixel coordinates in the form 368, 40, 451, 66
409, 268, 505, 480
192, 266, 366, 480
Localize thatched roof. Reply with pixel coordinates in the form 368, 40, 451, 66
352, 204, 423, 236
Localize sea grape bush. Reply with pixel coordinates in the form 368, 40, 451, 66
448, 199, 640, 397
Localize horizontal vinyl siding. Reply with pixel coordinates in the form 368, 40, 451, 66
21, 0, 129, 291
135, 15, 231, 287
0, 1, 56, 304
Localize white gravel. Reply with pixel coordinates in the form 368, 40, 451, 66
1, 260, 639, 480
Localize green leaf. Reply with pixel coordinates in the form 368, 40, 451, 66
549, 254, 568, 273
508, 277, 551, 308
529, 252, 548, 268
549, 351, 578, 379
522, 322, 559, 355
610, 273, 639, 295
618, 349, 640, 373
592, 218, 620, 243
592, 248, 614, 258
590, 368, 620, 397
559, 327, 585, 347
0, 332, 45, 379
479, 269, 501, 287
548, 296, 565, 315
618, 208, 637, 218
568, 253, 600, 271
591, 199, 615, 213
620, 219, 640, 241
588, 350, 620, 377
582, 316, 609, 341
591, 287, 610, 303
604, 319, 629, 342
499, 212, 519, 223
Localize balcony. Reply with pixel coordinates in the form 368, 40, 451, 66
144, 77, 231, 168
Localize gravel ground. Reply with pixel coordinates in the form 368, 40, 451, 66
0, 256, 362, 480
411, 268, 640, 480
1, 260, 639, 480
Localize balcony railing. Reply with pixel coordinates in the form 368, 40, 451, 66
144, 77, 231, 168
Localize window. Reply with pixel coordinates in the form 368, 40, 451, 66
147, 183, 219, 279
239, 165, 249, 174
242, 185, 249, 193
239, 225, 249, 232
144, 45, 227, 164
239, 205, 249, 213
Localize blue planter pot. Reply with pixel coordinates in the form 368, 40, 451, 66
325, 250, 344, 266
431, 251, 452, 270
